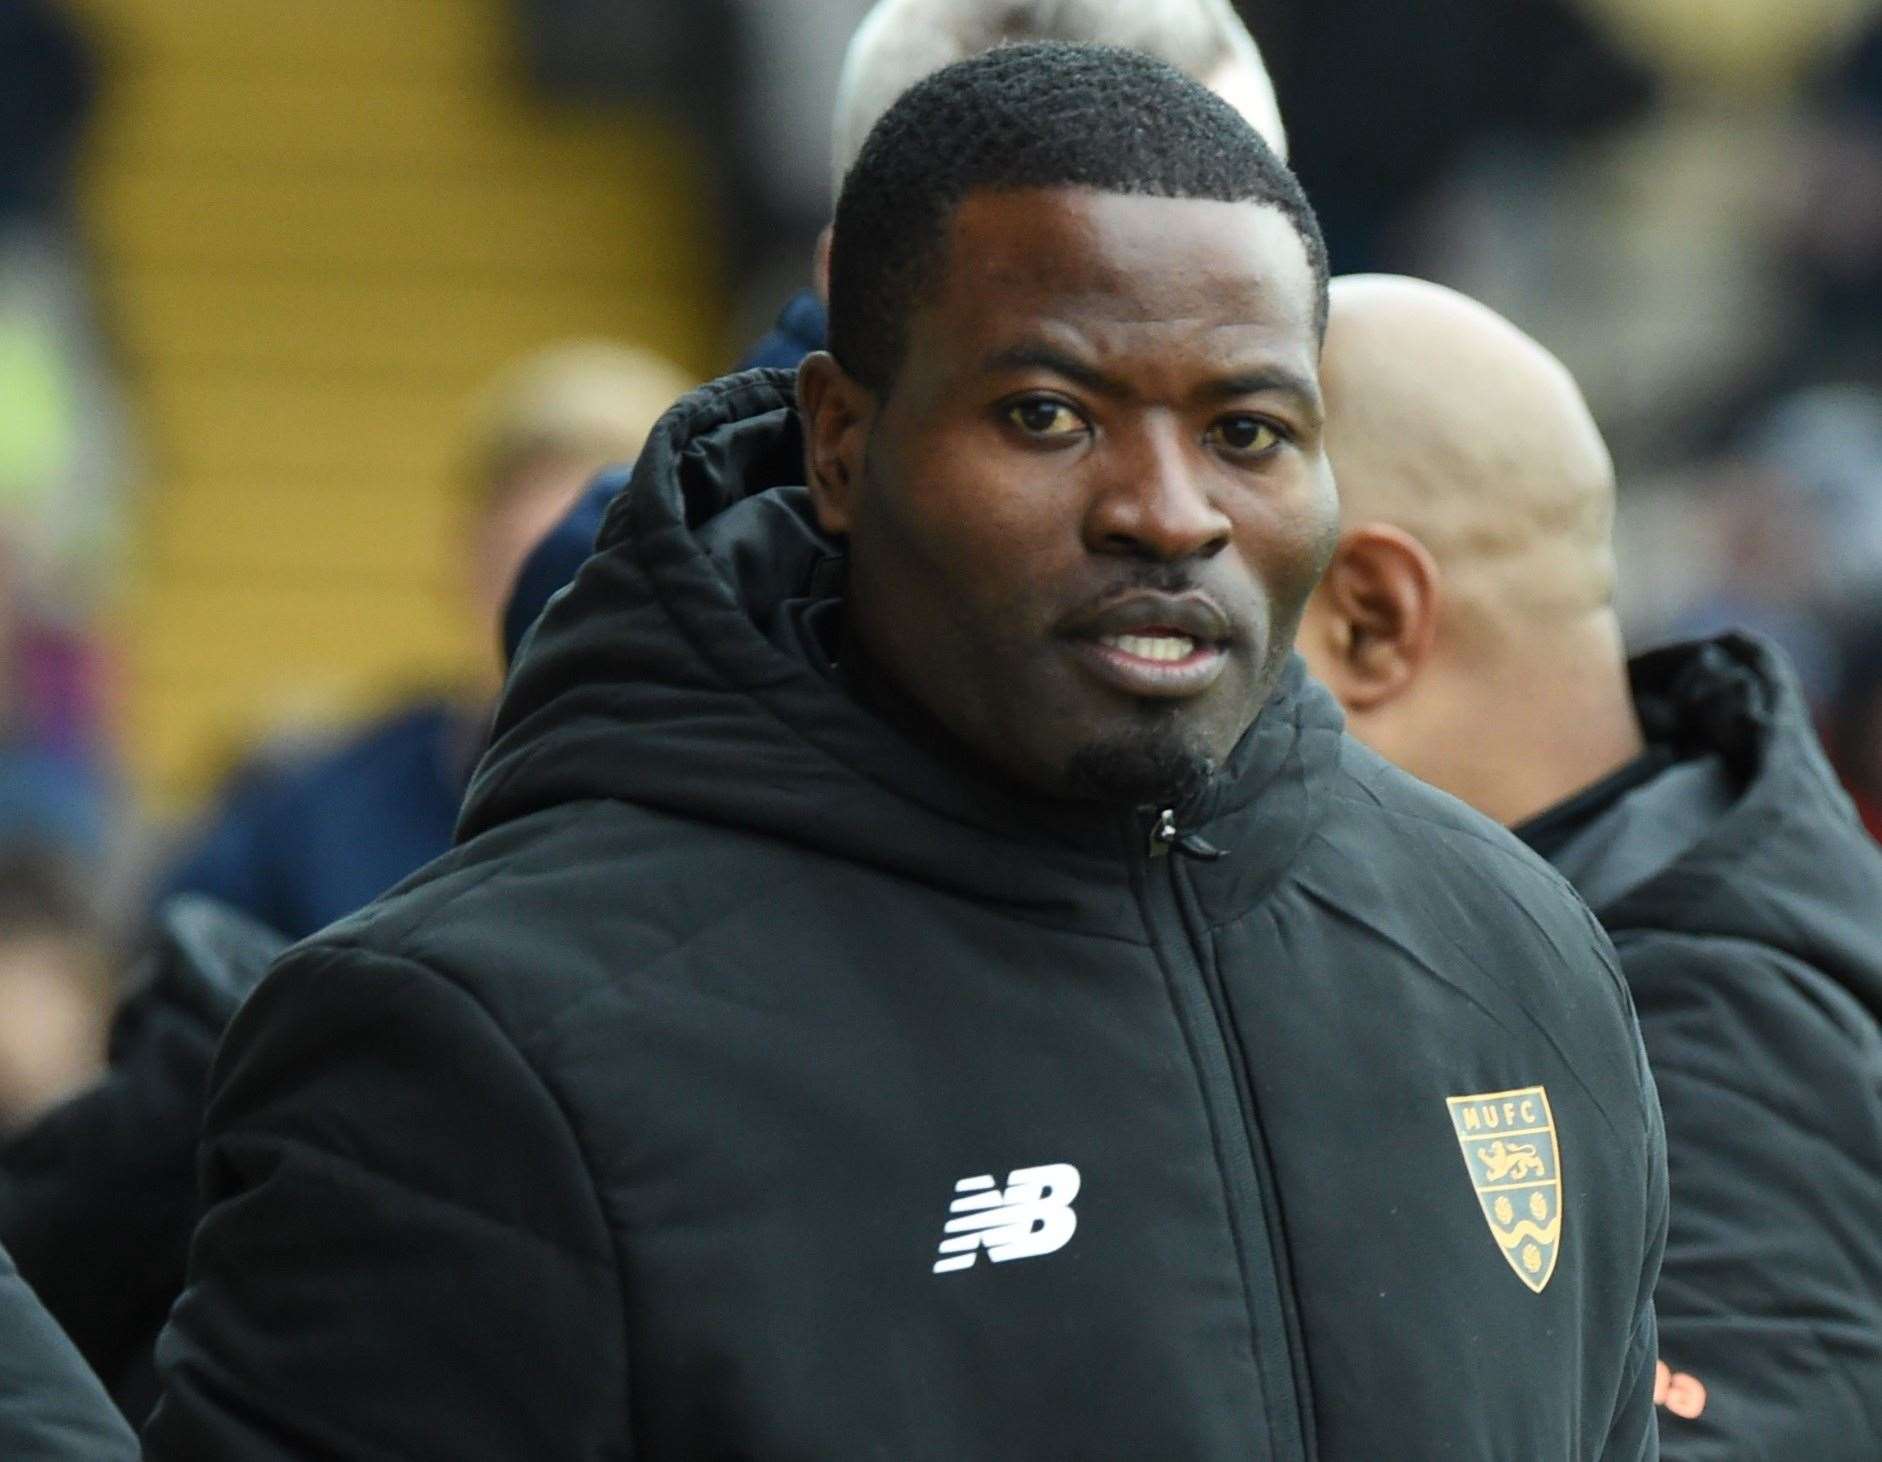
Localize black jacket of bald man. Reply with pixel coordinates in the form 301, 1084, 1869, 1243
1519, 632, 1882, 1460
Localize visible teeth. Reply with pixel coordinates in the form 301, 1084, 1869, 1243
1102, 633, 1196, 663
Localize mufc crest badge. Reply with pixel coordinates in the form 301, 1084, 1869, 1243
1445, 1086, 1563, 1293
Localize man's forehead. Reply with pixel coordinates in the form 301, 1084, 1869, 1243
946, 186, 1309, 272
934, 187, 1316, 334
908, 188, 1318, 385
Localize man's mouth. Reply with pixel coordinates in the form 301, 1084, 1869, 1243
1062, 591, 1236, 699
1100, 631, 1201, 663
1076, 624, 1229, 698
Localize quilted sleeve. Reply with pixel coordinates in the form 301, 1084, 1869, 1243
142, 940, 632, 1460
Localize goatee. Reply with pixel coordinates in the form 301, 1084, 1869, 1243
1062, 731, 1216, 808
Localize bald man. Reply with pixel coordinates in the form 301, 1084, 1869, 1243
1300, 274, 1882, 1460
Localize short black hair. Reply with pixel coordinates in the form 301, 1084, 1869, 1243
827, 40, 1328, 393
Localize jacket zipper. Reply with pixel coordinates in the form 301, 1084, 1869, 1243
1148, 807, 1227, 861
1134, 807, 1312, 1462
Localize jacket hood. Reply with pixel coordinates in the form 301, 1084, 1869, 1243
502, 293, 830, 665
462, 369, 1345, 935
1601, 633, 1882, 1021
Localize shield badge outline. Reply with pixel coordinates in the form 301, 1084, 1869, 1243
1445, 1085, 1563, 1293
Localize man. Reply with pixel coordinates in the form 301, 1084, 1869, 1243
146, 48, 1664, 1457
505, 0, 1285, 661
1297, 273, 1882, 1458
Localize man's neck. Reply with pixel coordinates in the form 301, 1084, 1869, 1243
1428, 617, 1645, 829
1483, 621, 1646, 828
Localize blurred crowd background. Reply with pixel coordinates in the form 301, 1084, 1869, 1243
0, 0, 1879, 1126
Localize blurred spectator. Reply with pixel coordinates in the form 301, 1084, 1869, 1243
151, 342, 694, 940
0, 843, 107, 1133
0, 0, 93, 220
0, 0, 126, 869
1746, 384, 1882, 606
1783, 13, 1882, 373
0, 536, 113, 871
1666, 381, 1882, 709
1236, 0, 1652, 270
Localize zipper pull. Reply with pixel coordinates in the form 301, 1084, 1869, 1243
1176, 830, 1227, 861
1148, 807, 1228, 861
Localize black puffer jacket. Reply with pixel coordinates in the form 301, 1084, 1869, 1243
1523, 635, 1882, 1460
146, 371, 1667, 1460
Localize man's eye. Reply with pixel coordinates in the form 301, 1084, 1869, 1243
1006, 400, 1084, 436
1211, 416, 1281, 455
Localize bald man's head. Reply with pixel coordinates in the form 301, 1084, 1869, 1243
1321, 274, 1617, 627
1299, 275, 1643, 828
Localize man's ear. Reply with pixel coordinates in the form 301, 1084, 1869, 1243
1305, 523, 1441, 711
797, 350, 873, 537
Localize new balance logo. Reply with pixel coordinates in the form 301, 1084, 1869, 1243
932, 1164, 1081, 1274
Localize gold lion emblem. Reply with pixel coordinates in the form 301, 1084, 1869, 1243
1476, 1139, 1546, 1183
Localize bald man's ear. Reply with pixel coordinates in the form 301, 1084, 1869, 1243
1302, 524, 1441, 712
797, 350, 873, 538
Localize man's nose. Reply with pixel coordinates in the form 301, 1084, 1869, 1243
1083, 422, 1232, 562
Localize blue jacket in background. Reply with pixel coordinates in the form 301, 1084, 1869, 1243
153, 701, 473, 941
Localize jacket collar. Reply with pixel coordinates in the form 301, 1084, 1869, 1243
1590, 634, 1882, 1017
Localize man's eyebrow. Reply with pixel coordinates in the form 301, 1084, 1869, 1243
981, 345, 1320, 415
1199, 367, 1321, 411
980, 345, 1128, 397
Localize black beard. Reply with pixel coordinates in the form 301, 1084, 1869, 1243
1062, 727, 1216, 808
